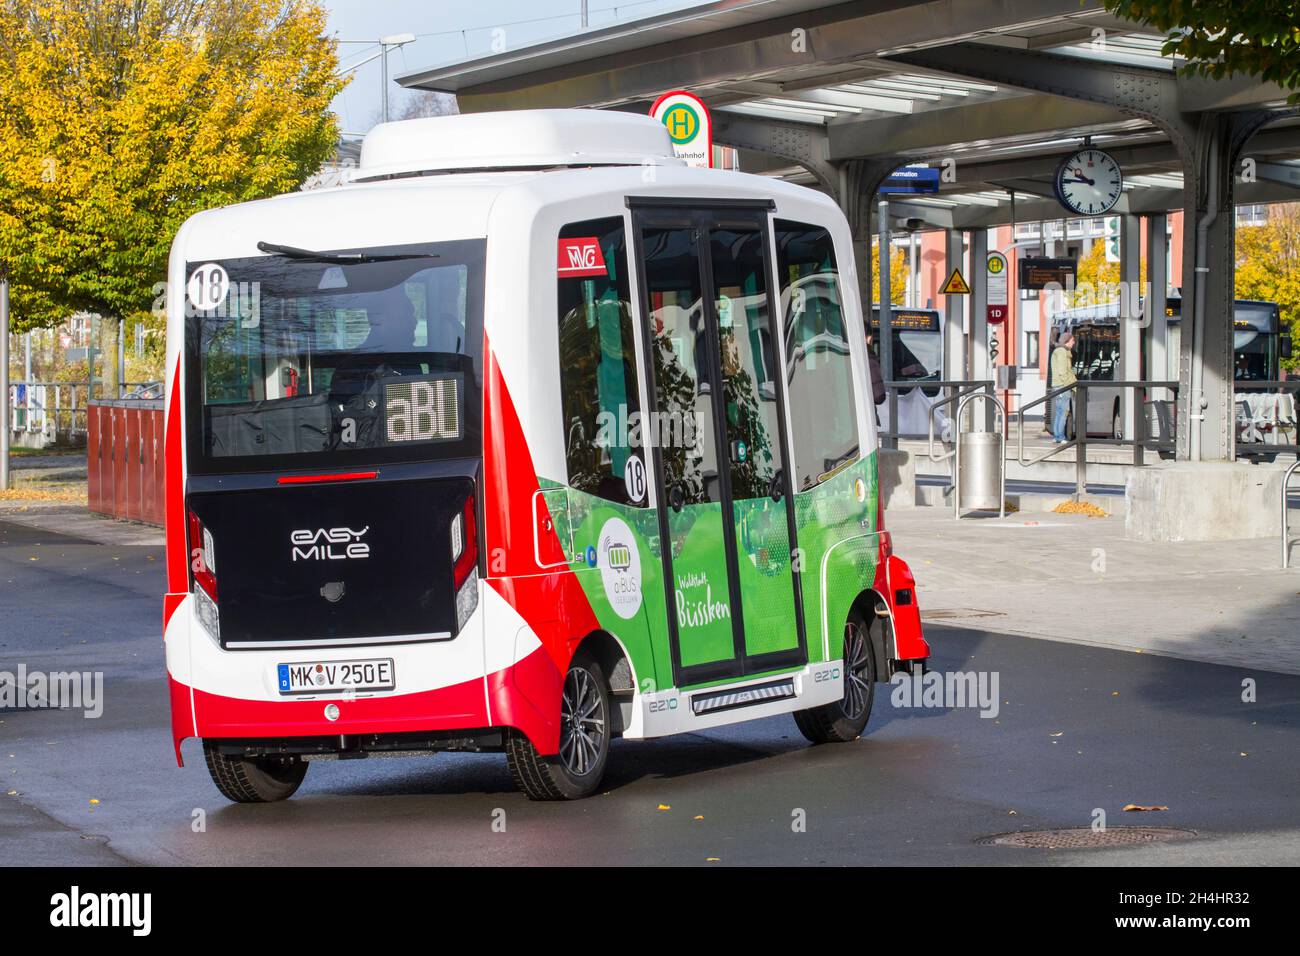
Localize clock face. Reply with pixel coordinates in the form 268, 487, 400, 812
1054, 148, 1123, 216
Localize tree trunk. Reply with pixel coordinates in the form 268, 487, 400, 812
101, 315, 121, 397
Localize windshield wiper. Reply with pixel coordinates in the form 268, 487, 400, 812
256, 241, 436, 264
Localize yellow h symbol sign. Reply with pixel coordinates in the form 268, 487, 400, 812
664, 105, 697, 144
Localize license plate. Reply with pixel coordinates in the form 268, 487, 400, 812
277, 658, 395, 695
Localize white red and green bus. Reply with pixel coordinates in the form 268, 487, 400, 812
163, 110, 929, 802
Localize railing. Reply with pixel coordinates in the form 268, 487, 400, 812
879, 379, 994, 446
6, 381, 87, 441
6, 380, 159, 444
926, 391, 1006, 519
1283, 459, 1300, 570
1014, 380, 1180, 500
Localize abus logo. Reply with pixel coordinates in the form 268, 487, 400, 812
290, 527, 370, 562
557, 236, 606, 277
606, 542, 632, 572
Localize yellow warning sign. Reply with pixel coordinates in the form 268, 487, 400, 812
940, 268, 971, 295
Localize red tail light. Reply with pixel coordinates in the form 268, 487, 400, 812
187, 509, 218, 599
452, 494, 478, 590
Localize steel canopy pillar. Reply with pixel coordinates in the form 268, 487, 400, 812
1118, 213, 1142, 442
944, 228, 966, 382
968, 228, 989, 385
967, 228, 993, 432
1145, 213, 1170, 398
1144, 209, 1175, 452
878, 198, 896, 448
1174, 112, 1275, 461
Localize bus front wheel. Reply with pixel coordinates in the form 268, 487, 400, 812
794, 610, 876, 744
203, 744, 308, 803
507, 655, 611, 800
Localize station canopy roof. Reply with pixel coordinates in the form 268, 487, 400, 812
399, 0, 1300, 229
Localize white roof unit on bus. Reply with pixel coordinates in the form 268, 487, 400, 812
354, 109, 684, 181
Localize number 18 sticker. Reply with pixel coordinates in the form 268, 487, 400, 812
624, 455, 647, 504
186, 263, 229, 312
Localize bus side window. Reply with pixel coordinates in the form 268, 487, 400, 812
773, 220, 860, 491
556, 217, 645, 506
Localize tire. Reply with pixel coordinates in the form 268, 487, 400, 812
794, 610, 876, 744
507, 656, 611, 800
1112, 404, 1123, 440
1065, 410, 1077, 441
203, 744, 308, 803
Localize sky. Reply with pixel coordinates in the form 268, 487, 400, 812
323, 0, 707, 134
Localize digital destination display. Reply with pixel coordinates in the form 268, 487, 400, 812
384, 375, 462, 444
873, 310, 939, 331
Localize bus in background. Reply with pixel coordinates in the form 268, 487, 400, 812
164, 110, 929, 804
868, 306, 945, 436
1050, 297, 1293, 443
1162, 297, 1291, 391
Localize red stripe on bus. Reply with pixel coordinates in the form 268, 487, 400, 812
165, 358, 187, 597
276, 471, 379, 485
482, 334, 602, 753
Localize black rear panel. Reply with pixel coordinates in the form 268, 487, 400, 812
187, 462, 475, 648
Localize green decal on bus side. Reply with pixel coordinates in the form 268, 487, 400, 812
792, 452, 880, 665
731, 494, 800, 657
664, 503, 736, 669
537, 448, 880, 696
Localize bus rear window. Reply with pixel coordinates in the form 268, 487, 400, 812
184, 239, 484, 474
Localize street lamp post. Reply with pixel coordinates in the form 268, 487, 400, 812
337, 33, 416, 124
379, 33, 413, 124
1, 261, 10, 490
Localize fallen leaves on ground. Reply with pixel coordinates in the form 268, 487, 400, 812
1123, 804, 1169, 812
1053, 500, 1108, 517
0, 488, 85, 503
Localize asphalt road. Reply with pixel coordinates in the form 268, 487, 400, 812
2, 516, 1298, 866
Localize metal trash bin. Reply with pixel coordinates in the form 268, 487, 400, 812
953, 392, 1006, 518
958, 431, 1003, 511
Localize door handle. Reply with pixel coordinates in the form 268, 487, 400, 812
668, 484, 686, 512
768, 471, 784, 503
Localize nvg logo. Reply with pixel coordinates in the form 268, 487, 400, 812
290, 527, 370, 562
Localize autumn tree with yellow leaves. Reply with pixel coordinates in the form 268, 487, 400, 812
871, 238, 908, 306
0, 0, 346, 387
1236, 203, 1300, 373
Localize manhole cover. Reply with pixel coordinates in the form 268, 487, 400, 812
977, 827, 1198, 849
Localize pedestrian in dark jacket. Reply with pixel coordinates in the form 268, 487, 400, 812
866, 332, 886, 423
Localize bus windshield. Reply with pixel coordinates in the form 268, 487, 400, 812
185, 239, 485, 475
1233, 329, 1273, 382
894, 330, 942, 382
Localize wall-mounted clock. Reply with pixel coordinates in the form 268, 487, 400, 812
1053, 147, 1123, 216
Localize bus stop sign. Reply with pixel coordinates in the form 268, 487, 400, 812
986, 252, 1009, 325
650, 90, 712, 169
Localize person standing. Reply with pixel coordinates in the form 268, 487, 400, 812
1050, 332, 1077, 443
866, 332, 886, 426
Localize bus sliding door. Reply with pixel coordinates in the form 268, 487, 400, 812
632, 204, 806, 688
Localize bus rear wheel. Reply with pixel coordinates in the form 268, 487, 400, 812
794, 611, 876, 744
203, 744, 308, 803
507, 656, 611, 800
